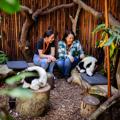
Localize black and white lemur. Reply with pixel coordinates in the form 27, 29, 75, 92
76, 56, 97, 76
21, 66, 47, 90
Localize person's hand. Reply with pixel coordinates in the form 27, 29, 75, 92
47, 55, 56, 62
80, 54, 85, 60
67, 55, 74, 62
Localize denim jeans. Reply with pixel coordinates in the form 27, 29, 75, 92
56, 57, 79, 77
33, 54, 55, 73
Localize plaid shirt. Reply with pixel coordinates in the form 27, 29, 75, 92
58, 40, 84, 59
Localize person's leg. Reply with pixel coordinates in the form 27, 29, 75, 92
33, 54, 41, 66
56, 59, 64, 75
33, 54, 49, 70
48, 61, 56, 74
72, 57, 80, 68
64, 57, 71, 77
40, 59, 49, 70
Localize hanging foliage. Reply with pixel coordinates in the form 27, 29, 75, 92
0, 0, 20, 14
92, 24, 120, 58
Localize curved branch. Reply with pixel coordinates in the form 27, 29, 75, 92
73, 0, 120, 26
73, 0, 102, 18
20, 5, 33, 14
40, 2, 75, 15
69, 5, 82, 35
32, 0, 51, 19
75, 5, 82, 22
109, 13, 120, 26
89, 90, 120, 120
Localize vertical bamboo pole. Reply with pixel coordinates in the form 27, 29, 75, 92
15, 13, 18, 59
105, 0, 111, 97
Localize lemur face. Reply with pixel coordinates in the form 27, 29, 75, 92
21, 66, 47, 90
76, 56, 97, 76
76, 62, 86, 73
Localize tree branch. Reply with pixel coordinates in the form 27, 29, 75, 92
40, 2, 75, 15
75, 5, 81, 21
32, 0, 51, 19
69, 5, 82, 35
73, 0, 120, 26
89, 90, 120, 120
109, 13, 120, 26
20, 5, 33, 14
73, 0, 102, 18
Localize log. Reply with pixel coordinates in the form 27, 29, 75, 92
89, 85, 118, 97
80, 95, 100, 118
16, 84, 51, 117
69, 68, 118, 97
0, 65, 15, 81
67, 68, 91, 92
116, 58, 120, 89
89, 90, 120, 120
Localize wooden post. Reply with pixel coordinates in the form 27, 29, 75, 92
105, 0, 111, 97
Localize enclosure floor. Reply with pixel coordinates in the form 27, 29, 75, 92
10, 78, 86, 120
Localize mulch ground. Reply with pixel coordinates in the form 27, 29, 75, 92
1, 78, 120, 120
3, 78, 86, 120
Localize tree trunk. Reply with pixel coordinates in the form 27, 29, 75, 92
80, 95, 100, 118
89, 90, 120, 120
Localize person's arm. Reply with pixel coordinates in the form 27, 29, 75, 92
77, 40, 85, 59
51, 47, 55, 57
38, 49, 49, 58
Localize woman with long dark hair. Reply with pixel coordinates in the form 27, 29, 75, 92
57, 30, 85, 78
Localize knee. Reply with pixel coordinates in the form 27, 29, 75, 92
40, 59, 49, 70
65, 58, 71, 67
56, 60, 63, 67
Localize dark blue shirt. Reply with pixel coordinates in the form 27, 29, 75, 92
35, 38, 55, 55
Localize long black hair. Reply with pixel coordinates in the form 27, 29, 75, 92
43, 26, 54, 38
62, 30, 75, 42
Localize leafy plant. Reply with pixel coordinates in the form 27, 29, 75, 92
92, 24, 120, 47
0, 87, 33, 99
92, 24, 120, 58
0, 0, 20, 14
0, 51, 8, 64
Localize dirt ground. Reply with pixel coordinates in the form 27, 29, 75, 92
10, 78, 85, 120
1, 78, 120, 120
0, 78, 86, 120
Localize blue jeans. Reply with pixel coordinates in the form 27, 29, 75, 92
33, 54, 55, 73
56, 57, 79, 77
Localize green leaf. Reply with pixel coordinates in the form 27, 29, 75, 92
101, 31, 107, 40
110, 44, 115, 58
0, 0, 20, 14
92, 24, 106, 34
5, 71, 38, 85
0, 87, 33, 99
104, 36, 116, 46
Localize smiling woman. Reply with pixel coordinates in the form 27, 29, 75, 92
33, 27, 56, 74
0, 0, 20, 14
